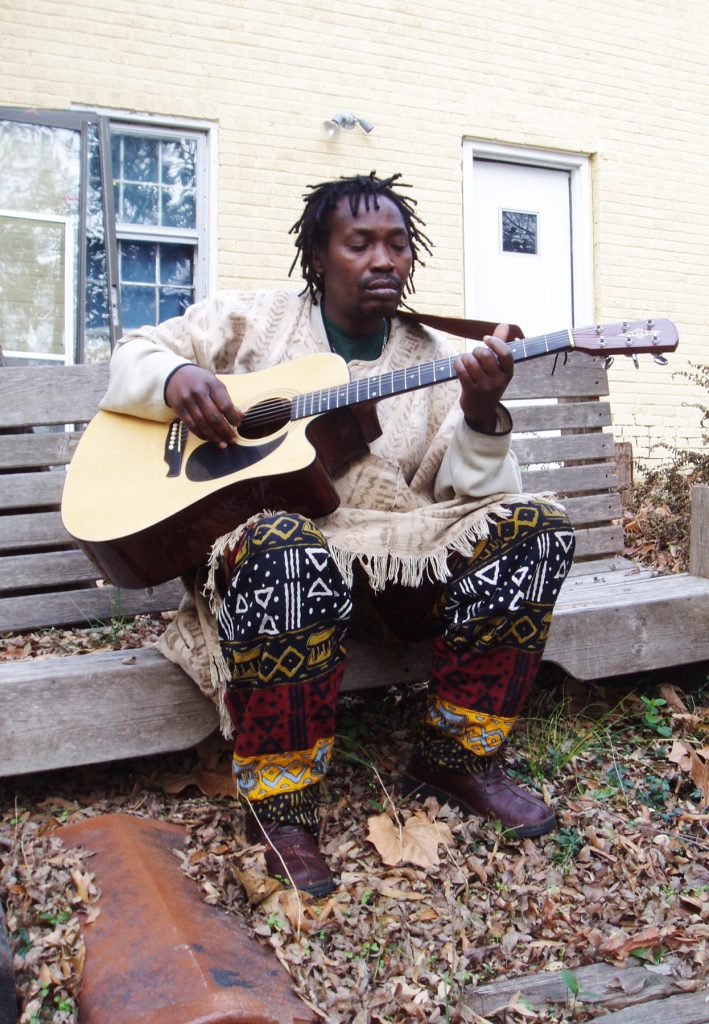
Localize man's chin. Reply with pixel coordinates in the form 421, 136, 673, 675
362, 291, 402, 318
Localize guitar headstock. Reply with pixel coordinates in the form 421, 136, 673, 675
572, 319, 679, 362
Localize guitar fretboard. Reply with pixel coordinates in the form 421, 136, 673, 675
291, 329, 573, 421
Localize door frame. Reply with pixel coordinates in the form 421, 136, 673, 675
462, 141, 594, 328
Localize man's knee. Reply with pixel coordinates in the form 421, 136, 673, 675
494, 499, 575, 556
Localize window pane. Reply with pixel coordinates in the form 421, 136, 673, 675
0, 120, 80, 217
501, 210, 538, 254
161, 138, 196, 187
123, 135, 159, 183
0, 120, 80, 362
0, 215, 67, 358
162, 185, 196, 228
160, 243, 193, 285
109, 128, 202, 329
84, 124, 111, 360
159, 287, 192, 321
86, 237, 109, 331
118, 241, 195, 327
122, 240, 157, 283
122, 285, 156, 329
120, 183, 159, 225
113, 132, 198, 230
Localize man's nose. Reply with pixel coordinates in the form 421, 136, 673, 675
369, 243, 394, 269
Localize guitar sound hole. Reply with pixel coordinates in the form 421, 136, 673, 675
239, 397, 291, 440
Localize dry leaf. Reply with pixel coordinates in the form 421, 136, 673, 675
668, 739, 693, 771
601, 926, 677, 961
260, 888, 309, 931
233, 866, 282, 906
159, 765, 236, 798
668, 739, 709, 806
366, 811, 453, 868
658, 683, 688, 713
379, 887, 426, 901
70, 870, 91, 903
84, 905, 101, 924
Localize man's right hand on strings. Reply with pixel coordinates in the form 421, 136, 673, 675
165, 365, 242, 449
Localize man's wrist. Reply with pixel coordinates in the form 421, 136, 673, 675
463, 404, 512, 436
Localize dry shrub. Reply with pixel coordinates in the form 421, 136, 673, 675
624, 363, 709, 573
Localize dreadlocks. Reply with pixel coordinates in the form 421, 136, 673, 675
289, 171, 433, 303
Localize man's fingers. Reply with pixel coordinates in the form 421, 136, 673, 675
190, 390, 240, 446
209, 381, 243, 430
166, 366, 243, 447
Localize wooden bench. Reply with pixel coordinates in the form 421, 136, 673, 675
1, 357, 708, 777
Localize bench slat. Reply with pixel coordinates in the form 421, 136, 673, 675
0, 431, 82, 470
0, 549, 103, 592
0, 470, 65, 511
521, 462, 620, 494
2, 502, 621, 601
571, 524, 625, 560
513, 432, 615, 465
506, 354, 609, 399
0, 365, 110, 427
0, 512, 72, 551
561, 493, 623, 525
511, 401, 612, 433
0, 581, 184, 633
0, 648, 217, 775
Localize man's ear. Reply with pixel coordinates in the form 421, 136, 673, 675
311, 246, 324, 274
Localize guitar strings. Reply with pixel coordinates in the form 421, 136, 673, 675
232, 336, 571, 433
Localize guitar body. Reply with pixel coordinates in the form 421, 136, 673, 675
62, 353, 377, 588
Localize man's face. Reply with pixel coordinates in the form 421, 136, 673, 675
313, 195, 413, 334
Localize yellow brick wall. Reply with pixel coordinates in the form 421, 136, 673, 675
2, 0, 707, 464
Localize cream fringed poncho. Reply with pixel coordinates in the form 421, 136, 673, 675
101, 290, 526, 734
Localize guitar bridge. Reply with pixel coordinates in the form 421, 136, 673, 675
164, 419, 188, 477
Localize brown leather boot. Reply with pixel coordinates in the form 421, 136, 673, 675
245, 815, 335, 897
403, 756, 557, 838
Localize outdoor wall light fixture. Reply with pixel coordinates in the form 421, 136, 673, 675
322, 112, 374, 137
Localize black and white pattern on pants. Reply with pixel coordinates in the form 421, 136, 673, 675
216, 514, 353, 688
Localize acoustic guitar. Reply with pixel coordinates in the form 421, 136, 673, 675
61, 318, 678, 588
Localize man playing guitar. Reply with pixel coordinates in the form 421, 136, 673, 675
100, 172, 575, 896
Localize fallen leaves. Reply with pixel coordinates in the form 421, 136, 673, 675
668, 739, 709, 807
366, 811, 453, 868
0, 613, 169, 662
0, 820, 101, 1023
2, 674, 708, 1024
159, 763, 237, 799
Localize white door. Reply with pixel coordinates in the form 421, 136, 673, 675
463, 147, 593, 340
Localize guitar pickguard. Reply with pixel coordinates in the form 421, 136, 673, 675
185, 433, 286, 481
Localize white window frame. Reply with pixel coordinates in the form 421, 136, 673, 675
462, 141, 594, 327
74, 106, 219, 302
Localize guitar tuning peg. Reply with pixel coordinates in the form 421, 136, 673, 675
653, 354, 669, 366
603, 355, 614, 370
632, 354, 639, 369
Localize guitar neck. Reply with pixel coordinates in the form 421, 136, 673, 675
291, 329, 573, 421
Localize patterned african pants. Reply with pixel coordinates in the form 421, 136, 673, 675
217, 502, 575, 831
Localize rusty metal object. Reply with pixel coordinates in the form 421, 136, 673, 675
61, 814, 313, 1024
